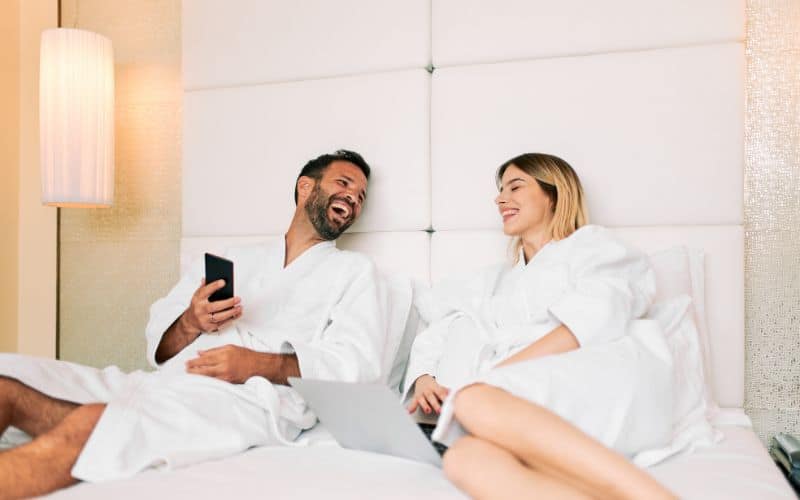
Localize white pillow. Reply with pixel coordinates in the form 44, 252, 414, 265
648, 246, 717, 414
642, 295, 720, 462
379, 273, 414, 392
687, 248, 718, 415
648, 246, 693, 304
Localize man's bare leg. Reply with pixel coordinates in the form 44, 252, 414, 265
0, 376, 78, 437
451, 384, 677, 500
0, 403, 105, 500
444, 435, 593, 500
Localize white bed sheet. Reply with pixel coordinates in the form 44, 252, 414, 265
47, 422, 792, 499
650, 425, 794, 499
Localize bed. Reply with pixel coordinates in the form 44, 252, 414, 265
47, 0, 795, 498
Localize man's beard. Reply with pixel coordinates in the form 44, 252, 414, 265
304, 183, 355, 240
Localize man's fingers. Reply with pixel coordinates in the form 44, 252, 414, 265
195, 305, 241, 333
212, 316, 238, 332
434, 385, 450, 401
209, 305, 242, 323
209, 297, 241, 313
187, 363, 219, 377
186, 356, 214, 370
197, 279, 227, 300
195, 345, 229, 356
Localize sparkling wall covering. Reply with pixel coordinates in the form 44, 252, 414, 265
745, 0, 800, 442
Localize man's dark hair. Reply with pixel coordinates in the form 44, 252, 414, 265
294, 149, 371, 204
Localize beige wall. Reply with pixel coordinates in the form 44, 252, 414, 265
59, 0, 182, 371
0, 0, 21, 353
18, 0, 57, 357
0, 0, 57, 356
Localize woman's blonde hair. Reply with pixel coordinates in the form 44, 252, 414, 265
496, 153, 588, 260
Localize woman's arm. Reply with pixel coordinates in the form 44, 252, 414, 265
495, 324, 579, 368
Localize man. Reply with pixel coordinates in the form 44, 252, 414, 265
0, 150, 390, 499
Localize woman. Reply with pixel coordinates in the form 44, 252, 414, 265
404, 153, 676, 499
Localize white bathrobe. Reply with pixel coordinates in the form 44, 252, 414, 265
0, 240, 392, 481
403, 225, 674, 465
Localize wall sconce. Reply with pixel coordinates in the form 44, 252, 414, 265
39, 28, 114, 207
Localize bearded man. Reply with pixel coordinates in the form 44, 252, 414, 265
0, 150, 391, 499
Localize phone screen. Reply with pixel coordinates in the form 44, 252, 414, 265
204, 253, 234, 302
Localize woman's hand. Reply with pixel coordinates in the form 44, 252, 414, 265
407, 374, 450, 414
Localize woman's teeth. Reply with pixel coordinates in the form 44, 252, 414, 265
502, 209, 518, 221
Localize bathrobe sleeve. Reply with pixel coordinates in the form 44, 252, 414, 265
401, 317, 451, 401
547, 226, 656, 347
143, 257, 204, 368
283, 258, 387, 383
400, 265, 504, 400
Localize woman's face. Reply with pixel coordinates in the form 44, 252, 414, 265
495, 164, 554, 237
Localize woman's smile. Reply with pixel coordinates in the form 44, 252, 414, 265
500, 207, 519, 223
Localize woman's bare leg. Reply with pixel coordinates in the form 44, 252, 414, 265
0, 403, 105, 500
444, 435, 594, 500
451, 384, 676, 500
0, 376, 78, 437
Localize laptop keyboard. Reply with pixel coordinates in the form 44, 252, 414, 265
418, 423, 448, 456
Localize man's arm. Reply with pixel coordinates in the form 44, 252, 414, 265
154, 314, 202, 364
153, 279, 242, 364
284, 260, 386, 383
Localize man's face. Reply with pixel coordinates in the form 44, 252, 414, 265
304, 161, 368, 240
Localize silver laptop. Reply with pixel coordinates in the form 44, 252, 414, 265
288, 378, 444, 467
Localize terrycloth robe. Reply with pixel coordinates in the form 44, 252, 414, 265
0, 240, 392, 481
403, 225, 675, 465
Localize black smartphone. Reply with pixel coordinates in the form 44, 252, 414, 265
204, 253, 234, 302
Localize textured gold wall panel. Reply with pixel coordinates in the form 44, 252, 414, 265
59, 0, 181, 371
745, 0, 800, 443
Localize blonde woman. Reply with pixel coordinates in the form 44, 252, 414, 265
404, 153, 676, 499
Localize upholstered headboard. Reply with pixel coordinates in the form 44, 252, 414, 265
182, 1, 745, 407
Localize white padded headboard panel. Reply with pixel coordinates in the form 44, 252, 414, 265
182, 1, 746, 407
183, 70, 430, 236
431, 43, 744, 230
432, 0, 744, 66
184, 0, 431, 89
431, 226, 745, 408
181, 232, 431, 286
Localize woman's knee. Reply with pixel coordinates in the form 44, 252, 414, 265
452, 383, 506, 432
443, 436, 488, 487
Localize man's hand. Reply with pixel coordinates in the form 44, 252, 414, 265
407, 374, 450, 415
185, 345, 258, 383
154, 279, 243, 364
183, 278, 242, 334
186, 345, 302, 385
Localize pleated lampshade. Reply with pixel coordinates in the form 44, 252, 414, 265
40, 28, 114, 207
